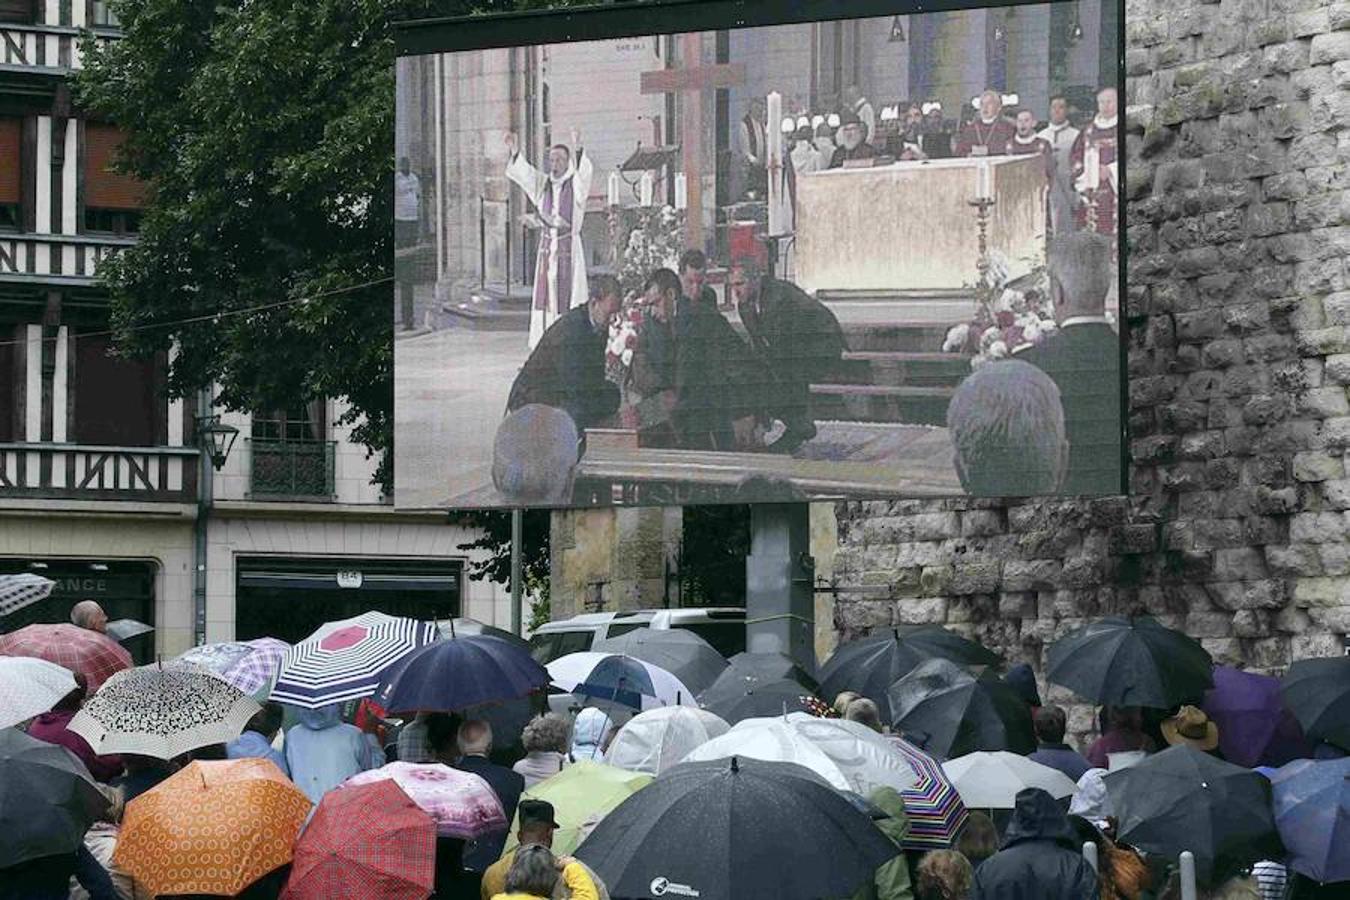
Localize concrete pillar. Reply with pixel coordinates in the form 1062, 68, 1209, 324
746, 503, 816, 674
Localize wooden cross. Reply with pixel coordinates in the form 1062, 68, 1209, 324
640, 33, 745, 249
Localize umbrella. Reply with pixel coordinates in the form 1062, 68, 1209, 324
69, 663, 261, 759
1281, 656, 1350, 750
605, 706, 731, 776
887, 658, 1035, 758
344, 762, 507, 839
575, 756, 899, 900
0, 573, 54, 618
114, 758, 311, 897
0, 622, 132, 691
593, 627, 729, 696
0, 727, 110, 868
1269, 757, 1350, 883
941, 750, 1078, 809
1105, 745, 1283, 886
882, 733, 969, 849
547, 652, 697, 711
437, 616, 528, 648
725, 650, 819, 691
176, 641, 257, 676
283, 779, 437, 900
698, 676, 816, 724
818, 626, 1000, 724
374, 633, 550, 714
505, 760, 653, 856
271, 612, 438, 708
223, 637, 291, 696
104, 619, 154, 643
1046, 615, 1214, 708
0, 656, 77, 729
1203, 666, 1312, 768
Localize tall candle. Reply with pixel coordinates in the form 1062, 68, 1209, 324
767, 92, 784, 236
766, 92, 782, 168
1085, 144, 1100, 190
673, 172, 687, 210
607, 171, 621, 207
976, 161, 992, 200
639, 171, 654, 207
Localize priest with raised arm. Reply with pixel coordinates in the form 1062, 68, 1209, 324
506, 128, 593, 349
1071, 87, 1119, 235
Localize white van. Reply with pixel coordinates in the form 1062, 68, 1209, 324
528, 607, 746, 664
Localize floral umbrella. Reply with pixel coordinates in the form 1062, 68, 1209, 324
343, 762, 506, 839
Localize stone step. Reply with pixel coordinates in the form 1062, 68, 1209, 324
810, 383, 955, 426
442, 297, 532, 331
837, 350, 971, 388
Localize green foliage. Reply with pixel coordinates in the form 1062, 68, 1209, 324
455, 508, 552, 595
679, 504, 750, 606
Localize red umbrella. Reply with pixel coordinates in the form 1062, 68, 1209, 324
283, 779, 436, 900
0, 623, 131, 691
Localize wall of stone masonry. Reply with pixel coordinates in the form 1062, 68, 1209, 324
831, 0, 1350, 745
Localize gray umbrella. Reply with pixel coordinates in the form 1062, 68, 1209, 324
0, 727, 110, 867
437, 617, 528, 649
593, 628, 729, 696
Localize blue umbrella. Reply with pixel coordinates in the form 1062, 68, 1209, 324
374, 634, 550, 715
1271, 757, 1350, 883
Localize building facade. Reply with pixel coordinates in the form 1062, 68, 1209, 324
1, 3, 506, 659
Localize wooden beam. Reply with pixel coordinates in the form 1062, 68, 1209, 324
639, 62, 746, 95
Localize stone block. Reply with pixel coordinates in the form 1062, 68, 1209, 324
1002, 560, 1063, 592
893, 597, 949, 626
1186, 611, 1236, 637
997, 592, 1037, 620
1232, 608, 1273, 638
1246, 636, 1293, 668
950, 561, 1001, 595
1293, 450, 1345, 481
920, 565, 953, 597
1207, 579, 1288, 610
1292, 633, 1346, 658
1267, 544, 1324, 577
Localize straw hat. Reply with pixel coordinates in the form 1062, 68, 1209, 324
1161, 705, 1219, 751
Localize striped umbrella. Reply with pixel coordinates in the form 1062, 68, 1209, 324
0, 623, 132, 692
547, 652, 697, 711
272, 613, 437, 709
0, 573, 55, 618
883, 733, 969, 849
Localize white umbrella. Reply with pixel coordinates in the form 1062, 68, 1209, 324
0, 573, 55, 618
0, 657, 77, 729
678, 717, 837, 792
606, 706, 731, 776
941, 750, 1079, 809
546, 652, 697, 711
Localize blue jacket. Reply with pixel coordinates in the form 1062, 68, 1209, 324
227, 729, 289, 777
284, 704, 378, 804
1028, 743, 1092, 783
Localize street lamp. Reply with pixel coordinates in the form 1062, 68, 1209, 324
196, 415, 239, 471
192, 408, 238, 646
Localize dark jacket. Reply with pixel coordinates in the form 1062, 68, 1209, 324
737, 277, 847, 384
1029, 743, 1093, 783
507, 305, 620, 431
0, 847, 118, 900
829, 141, 881, 168
455, 754, 525, 873
971, 788, 1101, 900
1015, 321, 1122, 495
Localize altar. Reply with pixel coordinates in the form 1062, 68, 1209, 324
793, 155, 1049, 296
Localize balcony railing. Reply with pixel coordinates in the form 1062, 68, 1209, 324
0, 233, 136, 286
248, 440, 335, 500
0, 443, 199, 503
1, 23, 118, 74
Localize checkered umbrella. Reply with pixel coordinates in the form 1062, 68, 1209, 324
0, 656, 78, 729
176, 638, 289, 697
271, 613, 438, 709
0, 574, 55, 618
883, 733, 969, 849
0, 623, 132, 692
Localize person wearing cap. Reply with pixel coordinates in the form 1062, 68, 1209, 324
828, 109, 880, 168
480, 800, 610, 900
1160, 705, 1221, 757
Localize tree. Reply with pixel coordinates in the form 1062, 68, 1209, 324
455, 509, 553, 623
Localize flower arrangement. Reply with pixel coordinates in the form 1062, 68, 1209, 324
944, 252, 1058, 367
618, 206, 685, 298
606, 305, 643, 385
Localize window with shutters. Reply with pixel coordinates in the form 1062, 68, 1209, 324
84, 123, 146, 235
0, 118, 19, 232
0, 0, 32, 25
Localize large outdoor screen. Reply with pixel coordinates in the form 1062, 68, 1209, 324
394, 0, 1125, 509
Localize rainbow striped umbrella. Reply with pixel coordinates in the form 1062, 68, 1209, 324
271, 613, 437, 709
883, 733, 968, 849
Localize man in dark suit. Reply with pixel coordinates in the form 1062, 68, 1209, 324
828, 110, 881, 168
506, 274, 622, 431
454, 719, 525, 876
1015, 231, 1122, 494
678, 249, 720, 311
728, 257, 848, 452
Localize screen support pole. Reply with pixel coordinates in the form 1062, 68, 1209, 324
510, 508, 524, 635
746, 502, 816, 675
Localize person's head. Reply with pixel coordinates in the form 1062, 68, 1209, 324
1201, 877, 1262, 900
458, 719, 493, 757
843, 697, 883, 733
1047, 231, 1113, 323
247, 702, 285, 741
492, 405, 580, 506
521, 713, 572, 755
1015, 109, 1037, 137
678, 249, 708, 301
955, 810, 999, 866
728, 256, 763, 307
794, 125, 813, 145
398, 156, 411, 175
748, 97, 766, 119
427, 712, 462, 759
504, 844, 561, 896
906, 103, 923, 127
947, 360, 1068, 496
547, 144, 571, 178
831, 691, 862, 717
815, 121, 835, 145
643, 268, 682, 323
1049, 95, 1069, 125
1096, 86, 1118, 120
70, 600, 108, 633
588, 274, 623, 329
1033, 705, 1068, 745
52, 671, 88, 713
516, 799, 561, 849
979, 89, 1002, 121
1107, 705, 1144, 732
838, 111, 865, 149
925, 102, 943, 125
915, 849, 975, 900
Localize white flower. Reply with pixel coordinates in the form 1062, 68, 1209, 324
988, 340, 1009, 359
992, 290, 1014, 314
1023, 321, 1042, 345
943, 324, 970, 353
980, 327, 1000, 350
621, 348, 634, 366
1040, 320, 1059, 336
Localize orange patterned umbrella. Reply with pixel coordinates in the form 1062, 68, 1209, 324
114, 758, 311, 897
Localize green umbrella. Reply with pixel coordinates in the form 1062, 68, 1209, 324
503, 760, 652, 856
0, 727, 110, 867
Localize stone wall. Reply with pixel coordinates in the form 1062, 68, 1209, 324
831, 0, 1350, 742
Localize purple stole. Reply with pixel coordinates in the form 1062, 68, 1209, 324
534, 175, 575, 313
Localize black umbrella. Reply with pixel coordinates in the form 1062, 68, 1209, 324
593, 628, 729, 696
886, 658, 1035, 759
374, 634, 550, 715
437, 617, 527, 648
819, 626, 1001, 725
1046, 615, 1214, 708
1105, 745, 1284, 887
698, 677, 815, 724
725, 651, 819, 691
0, 727, 110, 867
1281, 656, 1350, 750
575, 756, 898, 900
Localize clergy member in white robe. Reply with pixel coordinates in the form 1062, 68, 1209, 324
506, 129, 594, 349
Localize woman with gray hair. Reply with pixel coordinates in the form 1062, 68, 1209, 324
513, 714, 572, 787
493, 844, 599, 900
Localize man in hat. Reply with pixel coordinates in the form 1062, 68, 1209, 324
479, 799, 611, 899
828, 110, 880, 168
1161, 706, 1221, 755
954, 89, 1016, 158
